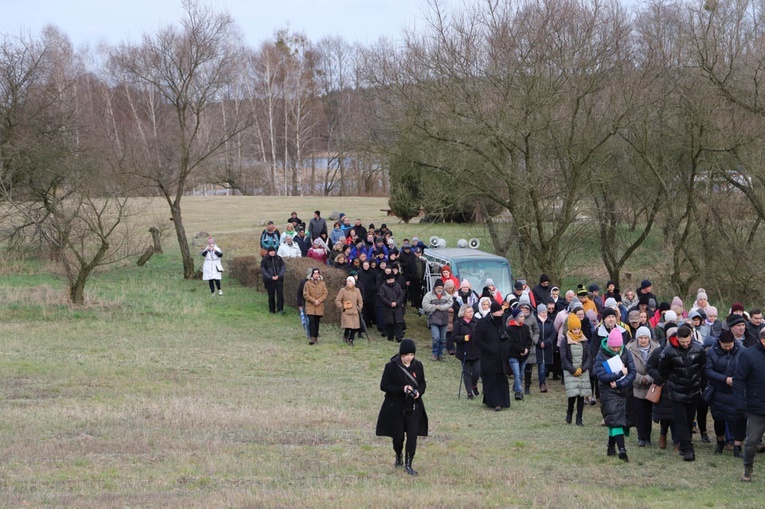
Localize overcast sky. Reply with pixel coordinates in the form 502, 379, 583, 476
0, 0, 447, 49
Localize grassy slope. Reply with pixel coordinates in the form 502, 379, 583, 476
0, 197, 756, 508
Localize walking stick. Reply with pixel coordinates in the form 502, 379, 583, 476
458, 350, 467, 399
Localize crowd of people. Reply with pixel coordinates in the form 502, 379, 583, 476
256, 211, 765, 482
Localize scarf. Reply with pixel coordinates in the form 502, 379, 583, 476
567, 329, 583, 344
638, 344, 650, 364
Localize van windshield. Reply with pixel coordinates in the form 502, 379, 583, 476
453, 259, 512, 298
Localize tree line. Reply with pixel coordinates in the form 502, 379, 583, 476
2, 0, 765, 304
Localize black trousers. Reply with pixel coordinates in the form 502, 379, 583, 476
264, 279, 284, 312
392, 411, 421, 456
669, 401, 697, 454
634, 397, 654, 441
308, 315, 321, 337
207, 279, 221, 292
462, 359, 481, 393
696, 400, 709, 434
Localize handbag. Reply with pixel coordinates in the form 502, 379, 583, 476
646, 383, 662, 404
702, 382, 715, 403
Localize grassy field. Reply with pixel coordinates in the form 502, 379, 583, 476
0, 196, 759, 508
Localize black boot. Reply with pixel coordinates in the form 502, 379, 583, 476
566, 398, 574, 424
524, 368, 532, 395
607, 437, 616, 457
714, 439, 725, 455
575, 396, 584, 426
395, 451, 403, 468
734, 445, 743, 458
618, 448, 629, 462
405, 452, 417, 476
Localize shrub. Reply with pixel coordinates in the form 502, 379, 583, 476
231, 255, 349, 325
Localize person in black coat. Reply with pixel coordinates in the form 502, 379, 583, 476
593, 329, 636, 461
733, 328, 765, 481
506, 307, 533, 401
376, 339, 428, 476
454, 304, 480, 399
260, 246, 286, 314
474, 301, 511, 411
378, 272, 405, 342
357, 261, 378, 328
535, 304, 556, 393
646, 333, 675, 451
705, 331, 745, 457
658, 324, 707, 461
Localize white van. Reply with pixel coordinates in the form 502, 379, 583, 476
421, 248, 514, 299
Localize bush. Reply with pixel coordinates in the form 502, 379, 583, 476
231, 255, 349, 325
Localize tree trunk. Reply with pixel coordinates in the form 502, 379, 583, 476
150, 226, 162, 253
170, 203, 194, 279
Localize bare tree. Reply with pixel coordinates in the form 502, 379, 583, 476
108, 0, 249, 279
0, 28, 138, 304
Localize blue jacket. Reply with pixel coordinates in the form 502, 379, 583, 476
706, 340, 743, 422
734, 340, 765, 415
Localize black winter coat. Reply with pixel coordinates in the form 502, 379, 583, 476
734, 340, 765, 415
593, 344, 636, 429
260, 254, 286, 281
454, 317, 480, 361
377, 281, 405, 326
376, 355, 428, 438
357, 268, 377, 304
705, 341, 743, 422
475, 315, 510, 375
646, 347, 673, 422
506, 322, 532, 361
536, 317, 556, 365
658, 340, 706, 404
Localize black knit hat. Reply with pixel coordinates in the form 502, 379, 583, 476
399, 339, 416, 356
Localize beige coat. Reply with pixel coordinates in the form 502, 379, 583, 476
303, 279, 328, 316
335, 286, 363, 329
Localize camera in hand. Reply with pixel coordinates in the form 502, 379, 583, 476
405, 387, 419, 399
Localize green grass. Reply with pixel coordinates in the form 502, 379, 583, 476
0, 196, 757, 508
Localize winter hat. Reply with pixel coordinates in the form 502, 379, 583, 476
672, 296, 684, 308
540, 274, 551, 283
665, 327, 678, 338
551, 286, 560, 292
658, 301, 671, 312
460, 279, 471, 289
207, 237, 214, 243
490, 301, 503, 313
648, 298, 657, 309
346, 276, 355, 285
511, 307, 523, 319
607, 329, 623, 348
586, 309, 597, 324
568, 313, 582, 330
267, 246, 276, 253
718, 330, 735, 344
576, 284, 588, 297
602, 308, 618, 320
663, 310, 677, 323
664, 321, 678, 334
705, 305, 718, 317
727, 315, 746, 328
588, 283, 600, 292
628, 310, 640, 322
640, 279, 652, 290
688, 309, 704, 321
605, 297, 618, 308
399, 339, 416, 356
441, 265, 452, 275
518, 296, 531, 308
514, 281, 524, 290
433, 280, 444, 289
569, 300, 584, 312
485, 278, 495, 287
635, 326, 652, 339
696, 291, 708, 301
537, 303, 548, 315
731, 302, 745, 313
